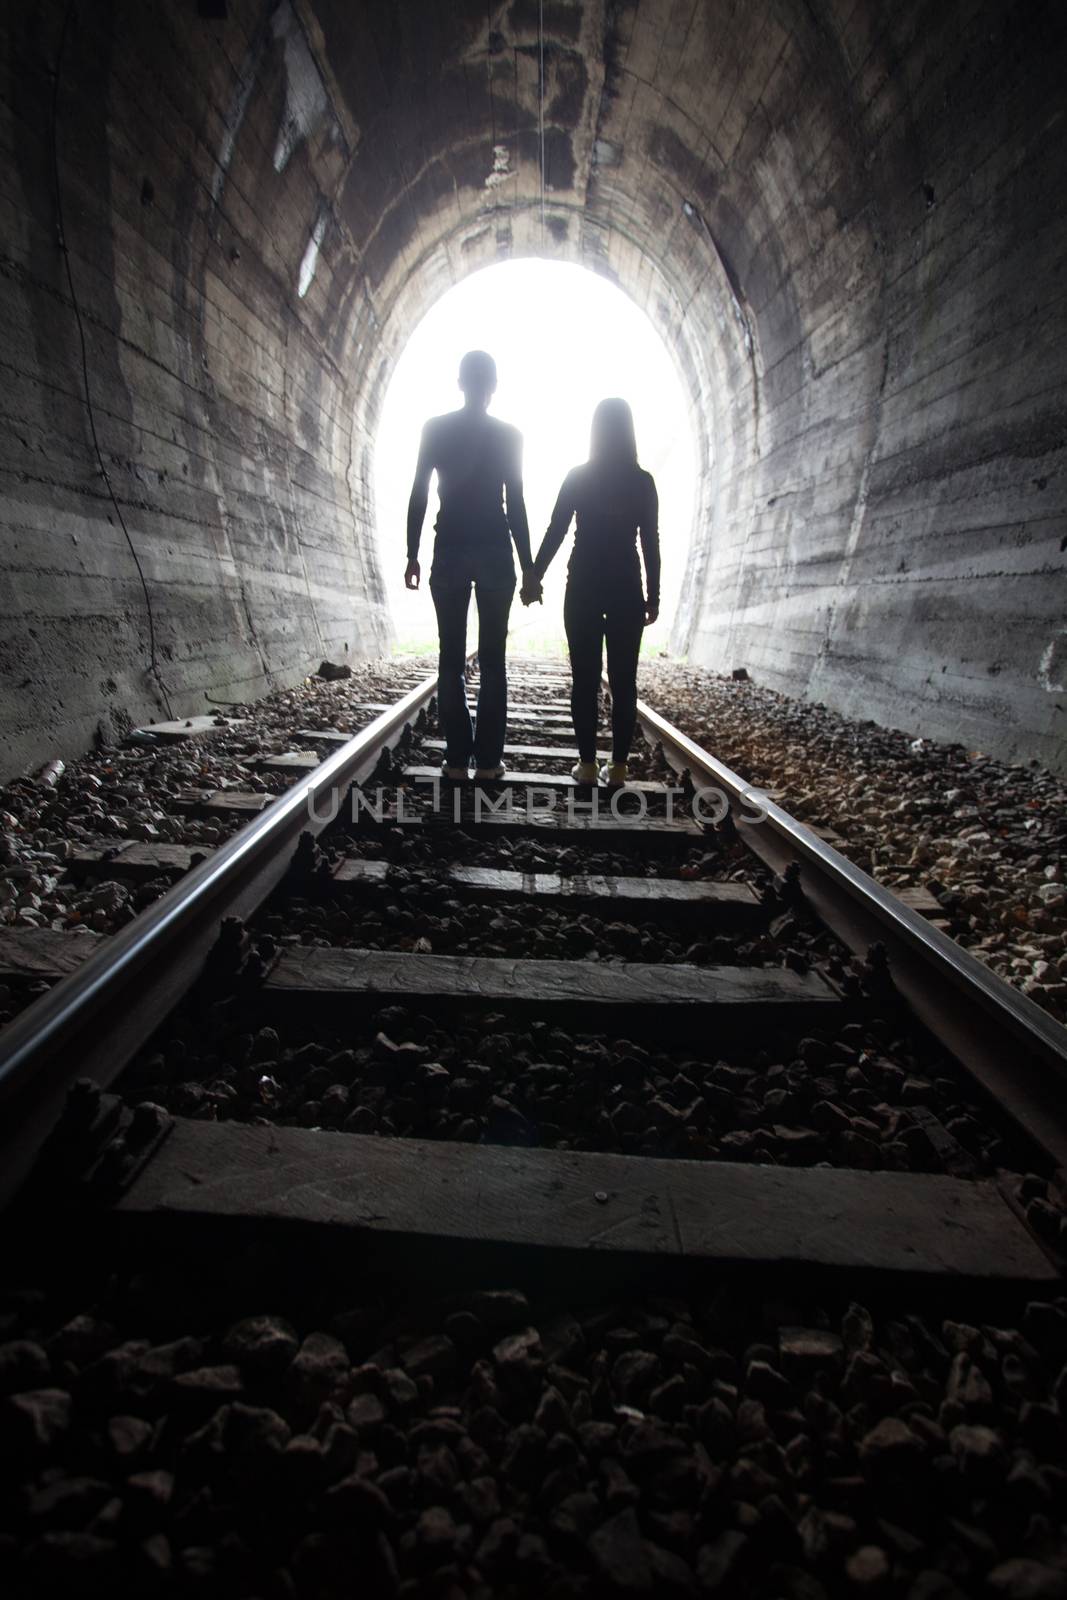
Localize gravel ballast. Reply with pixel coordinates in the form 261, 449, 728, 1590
3, 658, 1067, 1596
643, 665, 1067, 1025
2, 1259, 1066, 1599
0, 662, 434, 1027
121, 991, 1040, 1187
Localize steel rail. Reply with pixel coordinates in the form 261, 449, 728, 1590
0, 673, 441, 1208
637, 697, 1067, 1169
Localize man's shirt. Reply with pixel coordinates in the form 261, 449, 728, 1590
407, 410, 532, 580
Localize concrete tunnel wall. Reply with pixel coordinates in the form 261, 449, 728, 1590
1, 0, 1065, 782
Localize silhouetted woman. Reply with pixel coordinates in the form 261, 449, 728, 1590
523, 399, 660, 786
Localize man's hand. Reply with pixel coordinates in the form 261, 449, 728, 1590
520, 572, 543, 606
644, 601, 659, 626
404, 560, 421, 591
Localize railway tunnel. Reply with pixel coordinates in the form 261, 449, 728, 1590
3, 0, 1066, 781
4, 7, 1067, 1599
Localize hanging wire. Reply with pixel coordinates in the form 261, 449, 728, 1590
48, 0, 175, 720
538, 0, 546, 246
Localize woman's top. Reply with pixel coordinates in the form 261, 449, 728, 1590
532, 461, 660, 605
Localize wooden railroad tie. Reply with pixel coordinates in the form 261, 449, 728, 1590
0, 926, 103, 981
118, 1122, 1056, 1283
197, 791, 272, 816
424, 740, 608, 761
333, 859, 765, 926
494, 710, 576, 726
128, 715, 246, 742
293, 728, 368, 746
257, 752, 322, 773
358, 803, 703, 846
429, 701, 579, 716
67, 842, 215, 881
169, 788, 273, 816
403, 765, 670, 795
353, 702, 576, 725
896, 885, 952, 928
266, 946, 838, 1016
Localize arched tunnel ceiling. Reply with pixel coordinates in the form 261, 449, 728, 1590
322, 0, 883, 664
1, 0, 1065, 779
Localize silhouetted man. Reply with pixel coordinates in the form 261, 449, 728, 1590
405, 350, 534, 779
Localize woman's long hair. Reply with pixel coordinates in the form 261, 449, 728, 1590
589, 398, 638, 466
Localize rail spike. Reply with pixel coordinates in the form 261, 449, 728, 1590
715, 807, 738, 844
87, 1103, 174, 1200
777, 860, 806, 909
288, 831, 331, 895
866, 940, 890, 972
17, 1077, 139, 1203
202, 916, 249, 994
863, 940, 896, 999
372, 744, 395, 782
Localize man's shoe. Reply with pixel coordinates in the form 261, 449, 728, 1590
473, 765, 506, 781
440, 763, 469, 781
599, 761, 628, 788
570, 760, 599, 785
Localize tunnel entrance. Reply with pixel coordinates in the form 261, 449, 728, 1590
373, 260, 698, 657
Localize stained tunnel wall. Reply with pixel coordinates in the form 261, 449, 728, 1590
0, 0, 393, 776
0, 0, 1064, 781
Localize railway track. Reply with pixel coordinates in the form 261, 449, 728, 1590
1, 658, 1065, 1282
3, 657, 1067, 1599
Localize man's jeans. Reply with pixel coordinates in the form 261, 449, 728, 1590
429, 573, 515, 769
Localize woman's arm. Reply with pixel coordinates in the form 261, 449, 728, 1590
531, 470, 578, 582
638, 473, 661, 622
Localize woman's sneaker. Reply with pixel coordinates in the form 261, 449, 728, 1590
474, 764, 506, 781
599, 761, 628, 788
570, 760, 599, 784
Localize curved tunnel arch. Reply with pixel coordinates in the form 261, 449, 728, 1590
350, 209, 749, 636
315, 0, 891, 679
369, 252, 704, 648
1, 0, 1064, 778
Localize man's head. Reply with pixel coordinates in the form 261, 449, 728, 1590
458, 349, 497, 411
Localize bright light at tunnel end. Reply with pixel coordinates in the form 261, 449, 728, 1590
374, 259, 698, 653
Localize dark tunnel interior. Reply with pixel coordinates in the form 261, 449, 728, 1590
4, 8, 1067, 1598
1, 0, 1065, 777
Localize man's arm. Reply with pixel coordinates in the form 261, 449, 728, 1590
503, 428, 533, 572
638, 474, 661, 623
405, 424, 435, 585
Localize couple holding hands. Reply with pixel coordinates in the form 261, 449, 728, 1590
404, 350, 660, 788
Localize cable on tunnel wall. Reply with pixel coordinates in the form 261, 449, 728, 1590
48, 0, 176, 722
537, 0, 546, 248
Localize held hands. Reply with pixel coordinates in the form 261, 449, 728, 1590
644, 601, 659, 626
520, 570, 543, 607
404, 560, 421, 590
